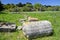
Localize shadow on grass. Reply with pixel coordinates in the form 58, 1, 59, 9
27, 34, 54, 40
0, 12, 7, 14
0, 30, 17, 32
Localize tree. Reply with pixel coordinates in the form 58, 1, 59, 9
26, 2, 32, 7
46, 7, 52, 11
4, 4, 15, 9
34, 3, 42, 11
41, 6, 47, 11
25, 2, 33, 11
52, 6, 59, 11
21, 2, 33, 11
16, 2, 23, 7
0, 1, 4, 11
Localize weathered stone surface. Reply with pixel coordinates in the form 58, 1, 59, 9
28, 16, 38, 22
22, 20, 53, 38
0, 22, 17, 32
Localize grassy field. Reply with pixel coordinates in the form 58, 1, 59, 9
0, 11, 60, 40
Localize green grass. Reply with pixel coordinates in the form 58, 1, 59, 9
0, 11, 60, 40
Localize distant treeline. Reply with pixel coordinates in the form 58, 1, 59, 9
0, 1, 60, 12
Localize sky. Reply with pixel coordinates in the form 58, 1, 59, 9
1, 0, 60, 6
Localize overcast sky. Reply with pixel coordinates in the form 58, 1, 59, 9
1, 0, 60, 6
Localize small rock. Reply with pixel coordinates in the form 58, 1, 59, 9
17, 26, 22, 30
